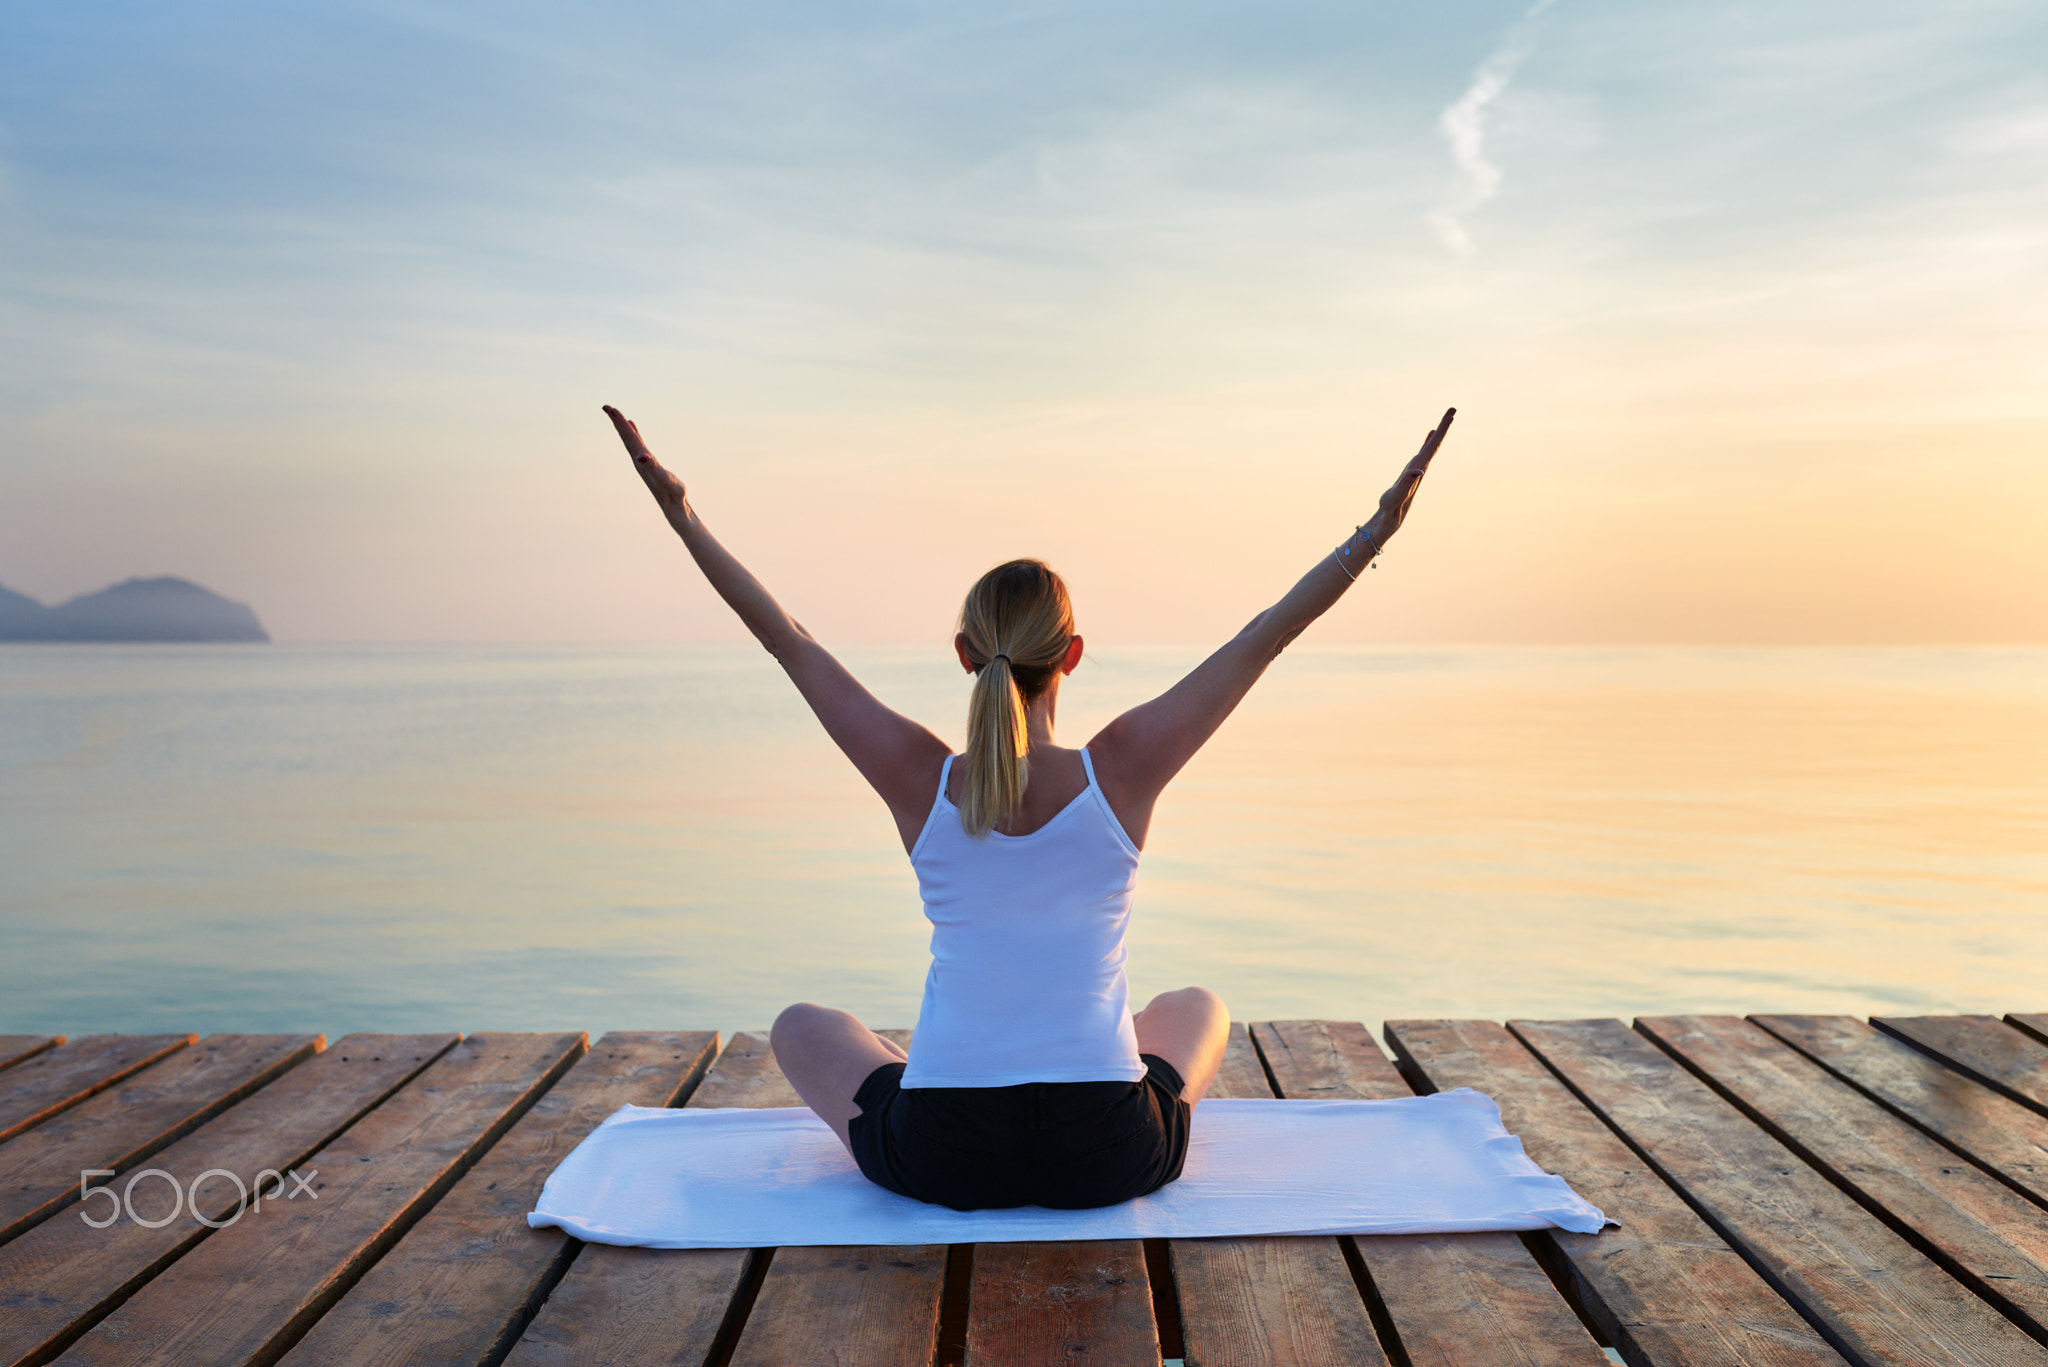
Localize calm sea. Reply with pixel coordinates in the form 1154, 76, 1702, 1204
2, 644, 2043, 1040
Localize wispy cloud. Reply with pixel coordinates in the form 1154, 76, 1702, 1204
1427, 0, 1556, 256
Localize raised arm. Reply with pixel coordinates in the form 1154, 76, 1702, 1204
1088, 408, 1454, 847
604, 406, 950, 850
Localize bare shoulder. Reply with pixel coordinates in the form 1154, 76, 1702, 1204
889, 727, 956, 807
885, 728, 956, 852
1082, 717, 1158, 848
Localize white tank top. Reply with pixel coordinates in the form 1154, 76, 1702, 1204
898, 749, 1147, 1088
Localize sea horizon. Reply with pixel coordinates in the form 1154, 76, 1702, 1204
4, 641, 2043, 1041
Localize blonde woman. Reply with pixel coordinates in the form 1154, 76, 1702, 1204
605, 404, 1453, 1210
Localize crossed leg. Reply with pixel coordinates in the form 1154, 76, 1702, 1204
770, 1002, 906, 1155
773, 984, 1232, 1159
1133, 985, 1231, 1104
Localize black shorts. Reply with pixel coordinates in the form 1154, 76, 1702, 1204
847, 1054, 1193, 1211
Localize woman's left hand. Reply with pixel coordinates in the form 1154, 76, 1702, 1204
604, 405, 688, 516
1361, 407, 1455, 548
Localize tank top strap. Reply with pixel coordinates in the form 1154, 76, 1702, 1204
909, 754, 959, 865
1079, 746, 1099, 790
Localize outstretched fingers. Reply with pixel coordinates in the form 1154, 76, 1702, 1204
1410, 406, 1455, 475
1373, 407, 1456, 537
604, 404, 686, 509
602, 404, 653, 463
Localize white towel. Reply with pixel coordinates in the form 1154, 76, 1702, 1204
527, 1088, 1607, 1247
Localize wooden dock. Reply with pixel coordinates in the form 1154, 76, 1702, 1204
1, 1012, 2045, 1365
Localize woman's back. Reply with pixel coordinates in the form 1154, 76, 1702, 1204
902, 749, 1146, 1088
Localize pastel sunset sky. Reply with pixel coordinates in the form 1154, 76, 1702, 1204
3, 1, 2042, 644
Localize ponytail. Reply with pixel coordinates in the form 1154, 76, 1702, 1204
962, 655, 1030, 839
956, 560, 1076, 838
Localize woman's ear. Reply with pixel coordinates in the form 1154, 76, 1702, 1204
1060, 634, 1085, 675
955, 633, 978, 674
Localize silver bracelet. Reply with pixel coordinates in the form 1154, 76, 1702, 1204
1334, 526, 1382, 580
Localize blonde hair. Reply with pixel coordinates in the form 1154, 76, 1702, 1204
958, 559, 1075, 838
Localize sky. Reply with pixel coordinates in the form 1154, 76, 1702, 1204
1, 1, 2043, 644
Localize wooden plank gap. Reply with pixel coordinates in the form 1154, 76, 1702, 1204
0, 1035, 458, 1367
933, 1244, 973, 1367
279, 1031, 718, 1367
1637, 1019, 2029, 1296
1499, 1023, 1730, 1211
474, 1033, 717, 1367
1141, 1238, 1184, 1363
252, 1035, 591, 1367
1638, 1016, 2048, 1348
1386, 1018, 1851, 1367
1503, 1020, 1878, 1367
2007, 1015, 2048, 1050
0, 1035, 323, 1247
0, 1040, 64, 1077
1872, 1016, 2048, 1122
1335, 1234, 1413, 1367
1256, 1022, 1606, 1367
1632, 1017, 1946, 1245
0, 1036, 196, 1148
55, 1032, 585, 1367
1243, 1023, 1288, 1101
1752, 1014, 2048, 1216
475, 1232, 584, 1367
1172, 1025, 1390, 1366
504, 1030, 798, 1367
1513, 1229, 1618, 1353
1515, 1018, 2048, 1367
701, 1248, 775, 1367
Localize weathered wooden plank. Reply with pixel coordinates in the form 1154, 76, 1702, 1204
0, 1041, 62, 1077
1640, 1015, 2048, 1341
730, 1244, 950, 1367
966, 1240, 1158, 1367
1165, 1023, 1389, 1367
2011, 1015, 2048, 1049
1753, 1014, 2048, 1210
1874, 1015, 2048, 1120
53, 1031, 584, 1367
1384, 1018, 1846, 1367
1513, 1017, 2048, 1367
722, 1026, 947, 1367
1211, 1021, 1277, 1101
1256, 1020, 1403, 1102
0, 1038, 194, 1147
508, 1240, 760, 1367
1259, 1019, 1609, 1367
504, 1032, 770, 1367
686, 1029, 802, 1108
0, 1035, 455, 1367
1170, 1234, 1380, 1367
508, 1028, 945, 1367
0, 1035, 320, 1246
275, 1031, 717, 1367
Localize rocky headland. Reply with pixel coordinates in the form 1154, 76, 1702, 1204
0, 577, 269, 642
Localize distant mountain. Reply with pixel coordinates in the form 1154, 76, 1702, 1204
0, 583, 46, 636
0, 577, 269, 642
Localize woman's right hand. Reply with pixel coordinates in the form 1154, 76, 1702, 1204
604, 405, 689, 517
1360, 407, 1455, 549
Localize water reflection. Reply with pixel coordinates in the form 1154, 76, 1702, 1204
1, 644, 2042, 1037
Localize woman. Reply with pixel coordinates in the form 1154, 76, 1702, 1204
604, 403, 1453, 1210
